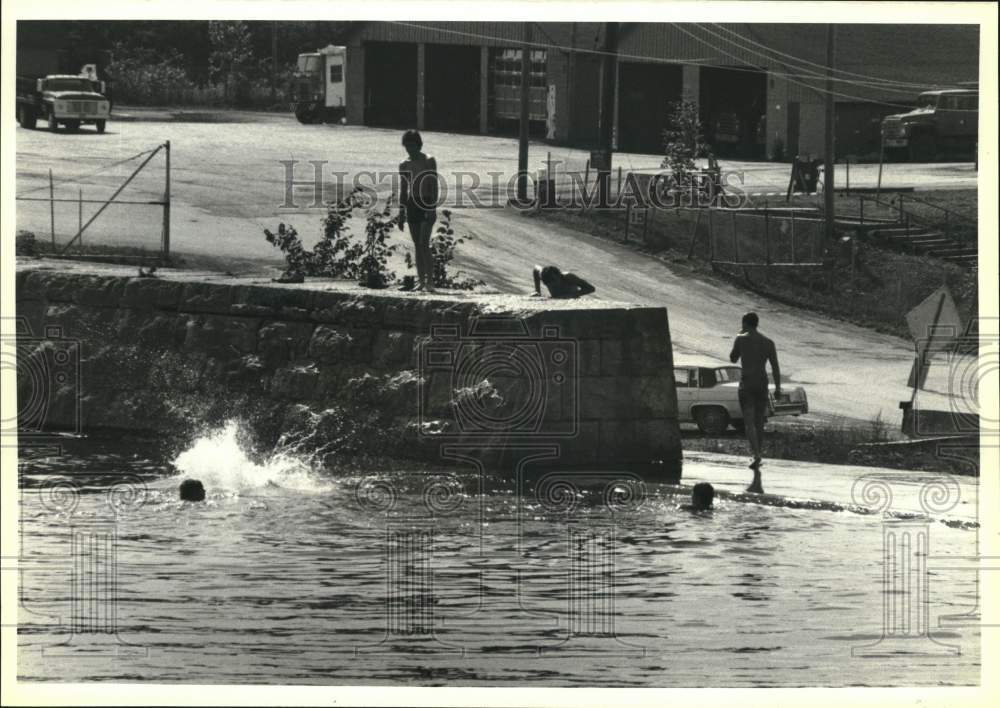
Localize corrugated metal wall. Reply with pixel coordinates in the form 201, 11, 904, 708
347, 22, 979, 152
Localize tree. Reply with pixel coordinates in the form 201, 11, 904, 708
661, 100, 707, 176
208, 21, 253, 101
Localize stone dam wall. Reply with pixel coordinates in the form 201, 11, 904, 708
15, 265, 683, 481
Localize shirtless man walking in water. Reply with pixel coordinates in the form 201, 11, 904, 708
729, 312, 781, 494
398, 129, 439, 292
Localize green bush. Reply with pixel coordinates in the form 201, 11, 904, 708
264, 187, 397, 287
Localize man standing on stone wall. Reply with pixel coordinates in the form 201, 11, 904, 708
729, 312, 780, 493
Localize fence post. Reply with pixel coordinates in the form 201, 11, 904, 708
688, 209, 702, 260
708, 208, 715, 262
49, 169, 56, 247
162, 140, 171, 261
731, 210, 739, 263
617, 165, 623, 200
764, 209, 771, 265
790, 211, 797, 263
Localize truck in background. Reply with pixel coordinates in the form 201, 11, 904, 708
292, 45, 346, 124
16, 47, 111, 133
881, 88, 978, 162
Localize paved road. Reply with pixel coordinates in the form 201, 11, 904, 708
16, 111, 974, 422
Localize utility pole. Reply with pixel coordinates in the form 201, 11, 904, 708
271, 22, 278, 102
824, 24, 836, 245
517, 22, 532, 203
597, 22, 619, 209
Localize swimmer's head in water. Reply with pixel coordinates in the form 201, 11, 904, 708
179, 479, 206, 502
539, 266, 563, 286
692, 482, 715, 510
742, 311, 759, 330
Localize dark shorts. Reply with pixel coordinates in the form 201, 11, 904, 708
406, 201, 436, 226
738, 386, 769, 418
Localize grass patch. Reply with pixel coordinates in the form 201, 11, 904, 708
684, 414, 976, 474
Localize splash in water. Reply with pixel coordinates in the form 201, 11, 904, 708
171, 420, 333, 493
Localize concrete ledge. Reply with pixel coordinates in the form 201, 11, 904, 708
15, 260, 683, 480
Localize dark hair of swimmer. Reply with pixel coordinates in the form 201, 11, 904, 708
532, 264, 596, 299
742, 311, 759, 330
540, 265, 561, 285
692, 482, 715, 510
179, 478, 206, 502
402, 129, 423, 149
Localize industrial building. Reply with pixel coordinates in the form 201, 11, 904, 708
344, 22, 979, 159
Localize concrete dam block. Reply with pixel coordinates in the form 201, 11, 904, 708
14, 263, 683, 481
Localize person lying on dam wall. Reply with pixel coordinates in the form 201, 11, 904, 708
532, 265, 596, 299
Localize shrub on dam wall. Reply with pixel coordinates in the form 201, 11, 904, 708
14, 267, 683, 479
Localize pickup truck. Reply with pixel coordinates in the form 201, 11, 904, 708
674, 360, 809, 435
16, 74, 110, 133
881, 89, 978, 161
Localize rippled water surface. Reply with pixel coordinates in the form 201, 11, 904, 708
18, 427, 980, 686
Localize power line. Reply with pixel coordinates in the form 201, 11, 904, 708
670, 23, 974, 112
387, 20, 969, 105
713, 23, 958, 91
702, 23, 947, 95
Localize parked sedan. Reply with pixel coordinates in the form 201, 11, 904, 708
674, 360, 809, 435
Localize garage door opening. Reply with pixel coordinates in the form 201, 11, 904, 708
617, 62, 683, 154
699, 66, 767, 159
488, 48, 548, 138
425, 44, 482, 133
836, 102, 896, 160
364, 42, 417, 128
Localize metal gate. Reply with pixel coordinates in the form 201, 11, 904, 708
15, 142, 171, 262
707, 209, 824, 268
